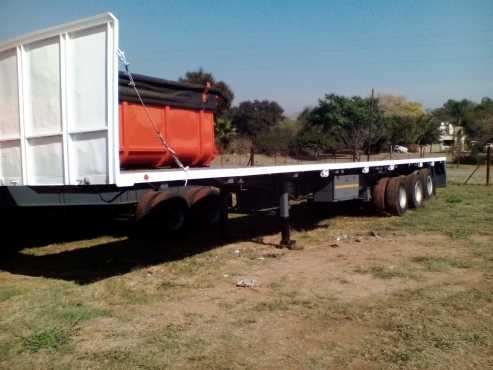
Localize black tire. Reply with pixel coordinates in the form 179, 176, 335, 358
385, 176, 408, 216
405, 172, 424, 208
190, 195, 222, 228
162, 200, 188, 232
136, 198, 189, 238
372, 177, 390, 211
419, 168, 434, 199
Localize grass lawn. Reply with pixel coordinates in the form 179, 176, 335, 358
0, 172, 492, 369
445, 164, 489, 185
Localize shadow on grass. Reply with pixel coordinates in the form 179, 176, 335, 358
0, 200, 379, 284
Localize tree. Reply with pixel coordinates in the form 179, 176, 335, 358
255, 119, 301, 155
382, 115, 420, 147
297, 107, 314, 125
440, 99, 475, 127
306, 94, 380, 160
289, 126, 335, 157
179, 68, 234, 115
214, 117, 236, 151
230, 100, 284, 140
378, 94, 425, 119
462, 97, 493, 148
433, 99, 475, 154
415, 114, 441, 146
375, 95, 441, 153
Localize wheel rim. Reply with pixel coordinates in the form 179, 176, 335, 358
399, 186, 407, 209
426, 176, 433, 195
415, 182, 423, 204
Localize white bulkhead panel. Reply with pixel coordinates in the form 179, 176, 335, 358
27, 136, 63, 184
0, 13, 118, 186
0, 49, 22, 185
67, 25, 110, 184
68, 26, 107, 132
0, 140, 22, 185
69, 131, 108, 185
0, 50, 20, 140
24, 38, 62, 137
23, 37, 64, 184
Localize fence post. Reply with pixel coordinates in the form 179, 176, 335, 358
248, 146, 255, 167
487, 145, 491, 186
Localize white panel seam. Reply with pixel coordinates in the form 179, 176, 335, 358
60, 33, 70, 185
16, 45, 28, 184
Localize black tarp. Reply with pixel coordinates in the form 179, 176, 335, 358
119, 72, 223, 112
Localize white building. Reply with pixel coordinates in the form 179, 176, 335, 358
439, 122, 466, 152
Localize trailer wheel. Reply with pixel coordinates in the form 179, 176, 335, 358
385, 176, 408, 216
372, 177, 390, 211
136, 198, 189, 237
190, 194, 222, 227
405, 173, 424, 208
162, 199, 188, 232
419, 168, 434, 199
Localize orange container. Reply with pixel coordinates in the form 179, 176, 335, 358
119, 101, 216, 168
118, 72, 220, 169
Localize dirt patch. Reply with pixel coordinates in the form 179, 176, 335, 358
68, 231, 485, 370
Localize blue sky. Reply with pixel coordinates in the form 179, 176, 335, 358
1, 0, 492, 115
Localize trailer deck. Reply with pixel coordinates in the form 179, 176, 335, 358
118, 157, 446, 186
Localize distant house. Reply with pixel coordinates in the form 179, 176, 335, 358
439, 122, 466, 151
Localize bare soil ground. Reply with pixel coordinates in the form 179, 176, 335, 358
0, 177, 492, 369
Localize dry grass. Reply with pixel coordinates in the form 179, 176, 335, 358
446, 164, 489, 185
211, 150, 448, 168
0, 173, 492, 369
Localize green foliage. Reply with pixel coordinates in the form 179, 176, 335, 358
214, 117, 236, 151
255, 119, 300, 155
464, 97, 493, 147
289, 126, 338, 157
441, 99, 475, 126
179, 68, 234, 115
230, 100, 284, 139
297, 107, 314, 125
446, 195, 463, 204
415, 114, 441, 145
381, 115, 419, 147
22, 326, 72, 352
300, 93, 380, 156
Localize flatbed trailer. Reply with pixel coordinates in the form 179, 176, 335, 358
0, 14, 447, 246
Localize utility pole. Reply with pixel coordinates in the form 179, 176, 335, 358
367, 88, 374, 161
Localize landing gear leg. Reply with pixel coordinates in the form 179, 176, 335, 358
279, 180, 300, 249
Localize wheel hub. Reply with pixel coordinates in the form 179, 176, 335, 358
415, 182, 423, 204
399, 187, 407, 209
426, 177, 433, 195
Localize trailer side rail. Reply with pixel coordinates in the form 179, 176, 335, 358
117, 157, 446, 187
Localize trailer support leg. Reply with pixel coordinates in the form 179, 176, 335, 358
279, 180, 298, 249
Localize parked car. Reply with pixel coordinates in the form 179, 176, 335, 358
393, 145, 409, 153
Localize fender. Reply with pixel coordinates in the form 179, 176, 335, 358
135, 186, 219, 221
